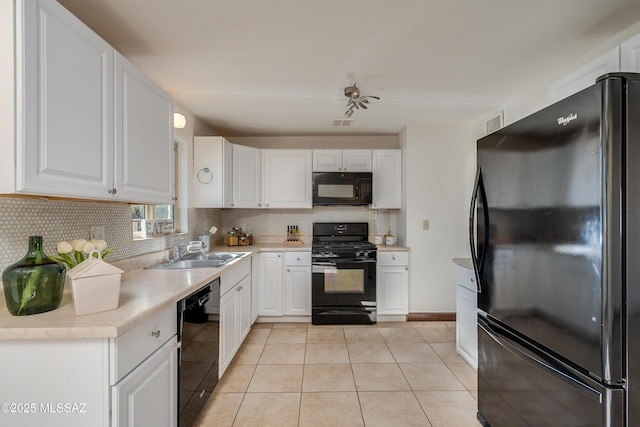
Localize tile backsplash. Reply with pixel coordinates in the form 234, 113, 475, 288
0, 197, 185, 273
0, 196, 397, 273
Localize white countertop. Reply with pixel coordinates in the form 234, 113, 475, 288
1, 243, 409, 340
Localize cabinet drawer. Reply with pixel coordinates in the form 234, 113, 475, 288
110, 304, 176, 384
284, 252, 311, 266
221, 258, 251, 295
377, 251, 409, 266
456, 266, 477, 292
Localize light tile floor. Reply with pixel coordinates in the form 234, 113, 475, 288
195, 321, 478, 427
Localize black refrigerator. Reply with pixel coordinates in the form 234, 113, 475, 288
470, 73, 640, 427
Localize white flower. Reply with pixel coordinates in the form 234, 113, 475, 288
82, 240, 96, 254
56, 241, 73, 254
94, 240, 107, 252
71, 239, 87, 252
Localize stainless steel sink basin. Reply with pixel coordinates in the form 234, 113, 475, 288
147, 252, 247, 269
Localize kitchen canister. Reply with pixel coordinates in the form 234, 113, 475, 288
373, 235, 384, 245
385, 235, 396, 246
197, 234, 211, 251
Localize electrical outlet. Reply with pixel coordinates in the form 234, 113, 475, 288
423, 220, 430, 231
90, 225, 106, 241
369, 210, 378, 219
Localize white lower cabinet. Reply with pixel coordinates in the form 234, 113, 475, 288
112, 337, 178, 427
257, 252, 284, 316
219, 259, 252, 376
0, 304, 178, 427
257, 252, 311, 318
284, 252, 311, 315
455, 264, 478, 369
376, 252, 409, 315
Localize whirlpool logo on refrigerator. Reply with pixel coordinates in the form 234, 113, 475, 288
557, 113, 578, 126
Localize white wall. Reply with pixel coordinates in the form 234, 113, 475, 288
402, 123, 475, 313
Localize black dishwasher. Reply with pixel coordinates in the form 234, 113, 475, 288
177, 278, 220, 426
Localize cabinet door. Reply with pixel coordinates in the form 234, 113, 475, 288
258, 253, 283, 315
232, 144, 262, 208
456, 284, 478, 369
284, 266, 311, 315
371, 150, 402, 209
238, 275, 253, 341
312, 149, 342, 171
263, 150, 312, 208
343, 150, 372, 171
112, 337, 178, 427
377, 266, 409, 315
19, 0, 114, 198
114, 53, 174, 204
193, 136, 231, 208
219, 288, 238, 375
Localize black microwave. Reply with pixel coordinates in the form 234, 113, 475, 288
312, 172, 372, 206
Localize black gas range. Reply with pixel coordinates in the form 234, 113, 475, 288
311, 222, 377, 325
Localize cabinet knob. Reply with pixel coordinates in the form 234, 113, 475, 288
258, 203, 262, 207
151, 330, 161, 339
296, 257, 300, 261
287, 268, 290, 272
405, 267, 408, 271
278, 254, 281, 257
231, 203, 235, 207
470, 278, 476, 283
108, 188, 117, 195
392, 256, 396, 260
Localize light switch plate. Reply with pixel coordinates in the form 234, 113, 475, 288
423, 220, 429, 230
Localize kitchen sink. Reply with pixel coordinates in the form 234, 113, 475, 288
147, 252, 248, 269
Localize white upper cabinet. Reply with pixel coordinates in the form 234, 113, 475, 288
233, 144, 262, 208
621, 33, 640, 72
263, 149, 312, 208
312, 149, 371, 172
10, 0, 114, 198
371, 149, 402, 209
2, 0, 174, 203
114, 53, 174, 204
548, 47, 620, 103
193, 136, 232, 208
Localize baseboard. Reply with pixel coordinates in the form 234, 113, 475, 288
407, 312, 456, 321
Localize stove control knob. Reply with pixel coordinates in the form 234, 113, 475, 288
363, 251, 370, 258
356, 250, 362, 257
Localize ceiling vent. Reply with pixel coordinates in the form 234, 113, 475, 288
486, 111, 504, 135
332, 118, 355, 127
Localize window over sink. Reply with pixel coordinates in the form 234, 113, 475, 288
132, 204, 175, 238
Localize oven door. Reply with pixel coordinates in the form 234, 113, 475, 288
311, 258, 376, 324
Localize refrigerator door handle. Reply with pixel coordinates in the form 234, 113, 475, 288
469, 166, 488, 293
479, 318, 603, 403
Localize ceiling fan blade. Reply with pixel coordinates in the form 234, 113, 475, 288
360, 98, 369, 104
345, 109, 354, 118
358, 101, 368, 109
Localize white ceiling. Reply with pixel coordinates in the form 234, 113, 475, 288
58, 0, 640, 136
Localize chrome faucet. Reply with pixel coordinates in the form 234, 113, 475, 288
172, 238, 187, 262
171, 238, 206, 262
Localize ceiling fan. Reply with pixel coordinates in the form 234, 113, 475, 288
344, 84, 380, 117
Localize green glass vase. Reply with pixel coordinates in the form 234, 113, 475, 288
2, 236, 66, 316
